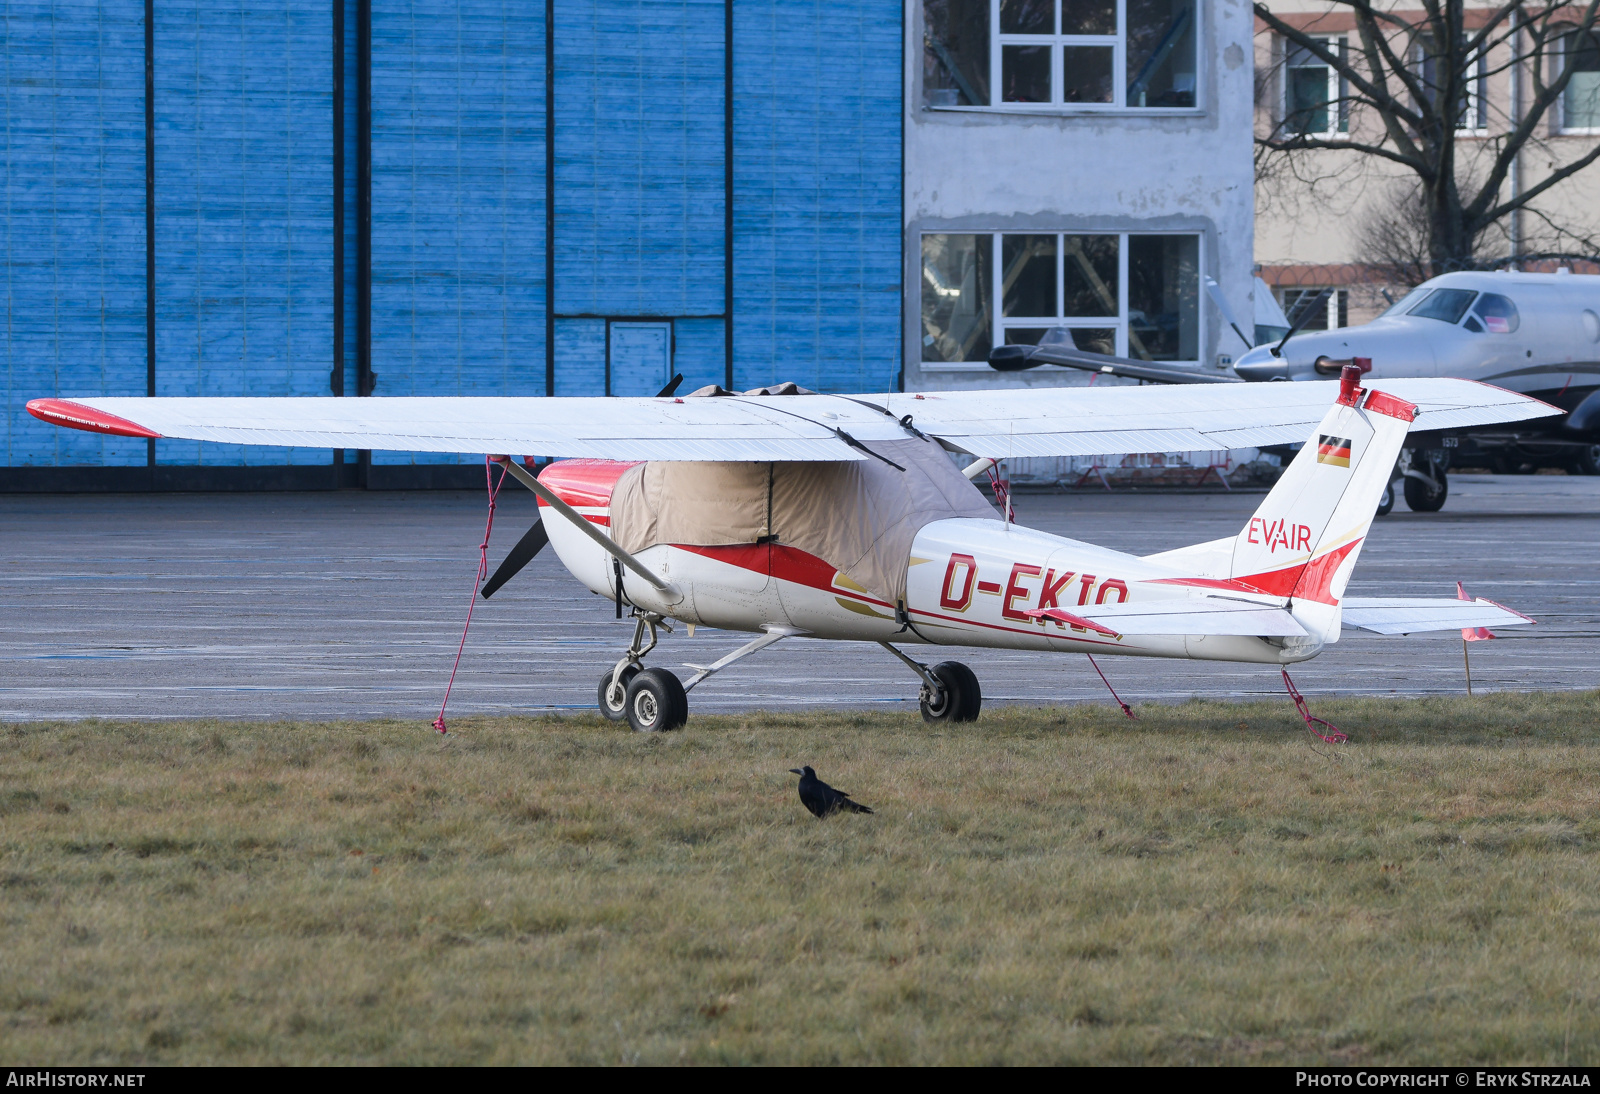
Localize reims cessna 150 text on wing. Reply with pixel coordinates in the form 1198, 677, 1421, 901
29, 367, 1555, 733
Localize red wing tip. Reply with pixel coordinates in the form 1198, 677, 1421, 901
26, 399, 162, 439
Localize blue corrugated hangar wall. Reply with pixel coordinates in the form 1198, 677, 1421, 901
2, 0, 901, 486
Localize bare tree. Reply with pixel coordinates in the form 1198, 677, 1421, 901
1353, 182, 1442, 284
1255, 0, 1600, 277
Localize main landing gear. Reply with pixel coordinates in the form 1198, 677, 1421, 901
1377, 451, 1449, 516
880, 642, 982, 724
1398, 449, 1449, 513
598, 610, 797, 733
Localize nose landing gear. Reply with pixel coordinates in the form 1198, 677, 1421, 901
598, 610, 687, 731
624, 668, 688, 733
597, 664, 639, 720
598, 613, 798, 732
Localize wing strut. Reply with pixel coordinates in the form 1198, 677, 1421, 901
492, 457, 683, 604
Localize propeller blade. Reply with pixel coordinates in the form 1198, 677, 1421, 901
1273, 287, 1332, 356
1204, 276, 1253, 348
655, 373, 685, 398
480, 518, 549, 599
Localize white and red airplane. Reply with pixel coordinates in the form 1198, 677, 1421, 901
28, 366, 1555, 734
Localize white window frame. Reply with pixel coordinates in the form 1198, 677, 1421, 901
926, 0, 1202, 114
993, 0, 1125, 109
1409, 35, 1489, 136
1558, 26, 1600, 135
1457, 46, 1489, 136
1278, 287, 1345, 331
919, 230, 1205, 370
1282, 34, 1348, 138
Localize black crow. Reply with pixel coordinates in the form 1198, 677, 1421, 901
789, 766, 873, 818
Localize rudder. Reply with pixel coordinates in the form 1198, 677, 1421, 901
1229, 369, 1415, 634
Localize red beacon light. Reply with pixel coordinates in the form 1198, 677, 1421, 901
1338, 357, 1373, 406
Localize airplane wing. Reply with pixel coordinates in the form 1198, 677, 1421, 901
879, 378, 1558, 458
26, 378, 1557, 462
1339, 597, 1535, 635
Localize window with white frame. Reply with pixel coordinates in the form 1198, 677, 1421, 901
1562, 27, 1600, 131
1283, 36, 1348, 136
923, 0, 1197, 109
921, 232, 1201, 364
1415, 37, 1487, 134
1279, 287, 1347, 331
1460, 47, 1488, 133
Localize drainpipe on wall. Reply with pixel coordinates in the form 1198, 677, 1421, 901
1509, 13, 1521, 270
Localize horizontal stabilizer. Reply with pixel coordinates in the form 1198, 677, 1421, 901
1058, 600, 1308, 638
1340, 596, 1535, 635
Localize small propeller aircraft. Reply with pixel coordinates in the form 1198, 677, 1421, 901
28, 368, 1553, 733
990, 270, 1600, 512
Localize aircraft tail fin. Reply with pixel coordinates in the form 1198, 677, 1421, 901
1227, 368, 1413, 630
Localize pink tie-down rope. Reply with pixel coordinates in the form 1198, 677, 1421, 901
1281, 668, 1347, 744
1086, 653, 1136, 719
433, 456, 509, 735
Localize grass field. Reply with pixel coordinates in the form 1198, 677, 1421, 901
4, 692, 1600, 1065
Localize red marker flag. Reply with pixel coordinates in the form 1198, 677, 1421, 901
1457, 581, 1494, 641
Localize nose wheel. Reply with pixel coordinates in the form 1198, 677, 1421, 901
596, 616, 797, 732
624, 668, 688, 732
597, 610, 686, 731
597, 664, 639, 721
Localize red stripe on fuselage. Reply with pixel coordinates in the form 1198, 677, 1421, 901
1282, 538, 1362, 604
1149, 575, 1276, 595
1150, 538, 1363, 605
674, 542, 1121, 646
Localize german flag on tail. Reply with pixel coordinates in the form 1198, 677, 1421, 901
1316, 435, 1352, 467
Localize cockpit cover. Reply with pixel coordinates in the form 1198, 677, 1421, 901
608, 436, 1000, 604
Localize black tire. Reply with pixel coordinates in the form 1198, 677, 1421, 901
597, 664, 639, 721
920, 661, 981, 724
1403, 469, 1448, 512
624, 668, 687, 733
1376, 480, 1395, 517
1570, 444, 1600, 476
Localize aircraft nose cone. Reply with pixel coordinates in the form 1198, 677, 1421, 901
1232, 346, 1289, 382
